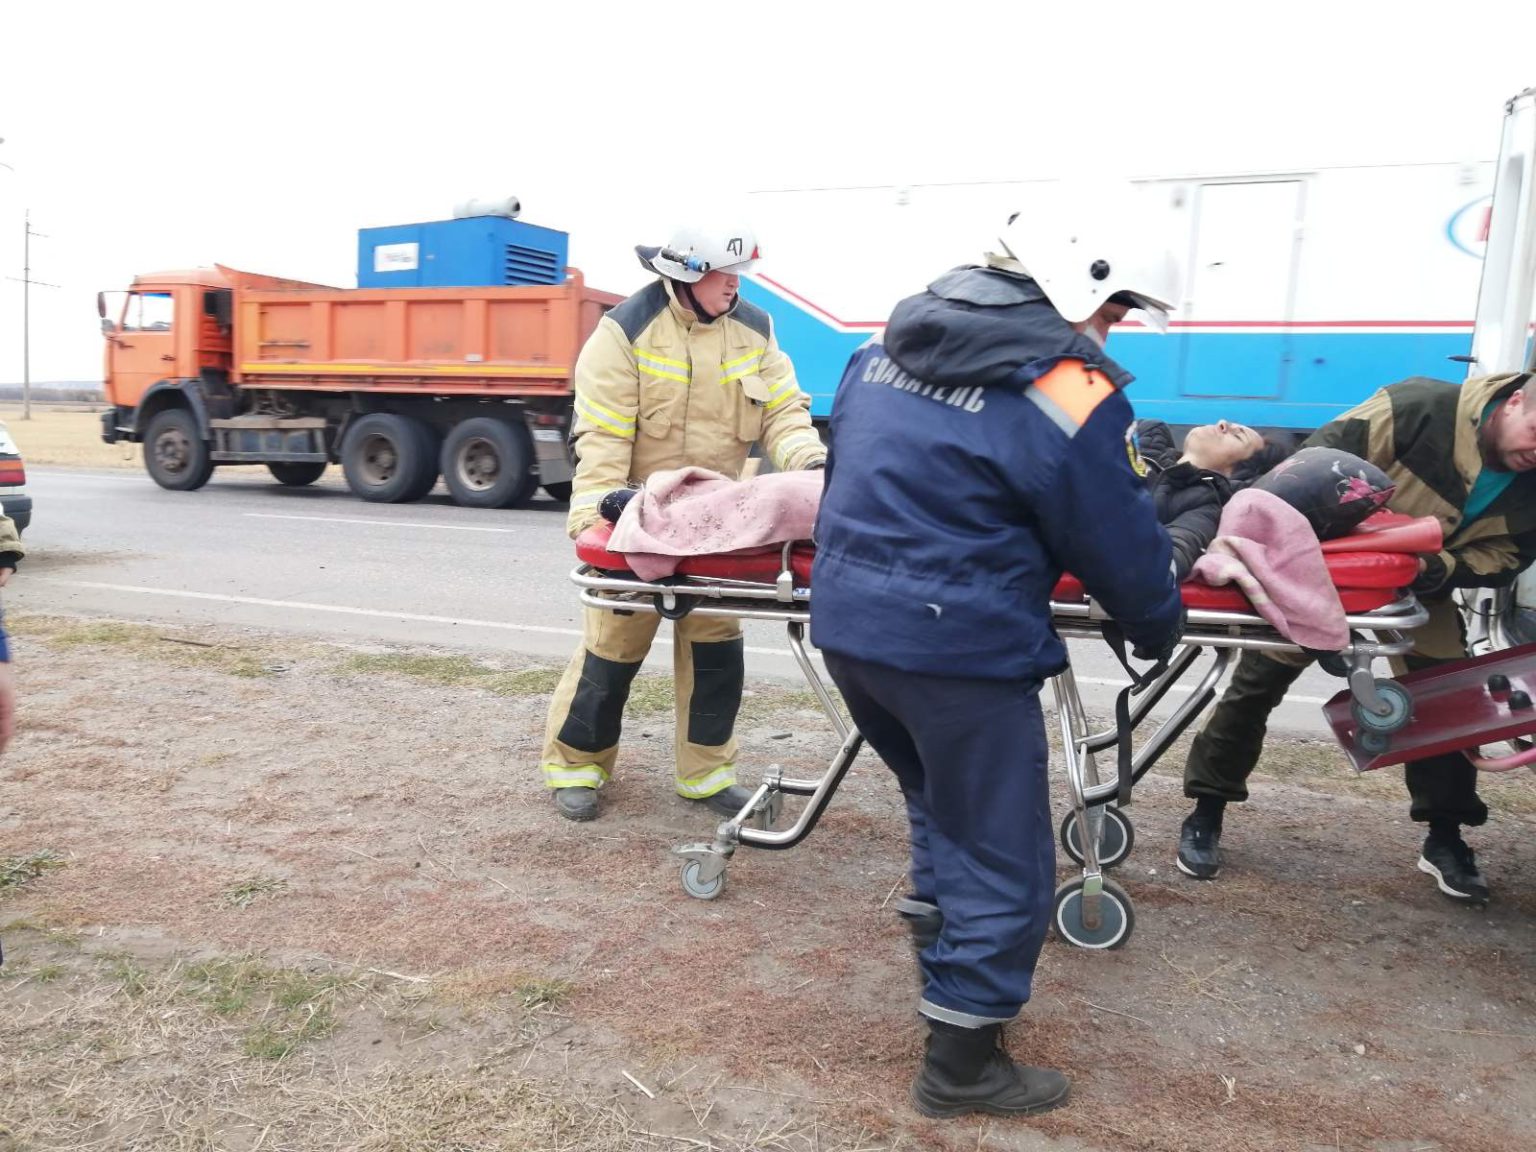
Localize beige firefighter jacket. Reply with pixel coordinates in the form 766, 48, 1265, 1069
565, 279, 825, 537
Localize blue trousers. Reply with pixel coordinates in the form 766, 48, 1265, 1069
824, 651, 1055, 1024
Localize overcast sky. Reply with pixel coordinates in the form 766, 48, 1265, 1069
2, 0, 1534, 382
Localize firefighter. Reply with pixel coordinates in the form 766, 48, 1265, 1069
540, 223, 827, 822
810, 191, 1186, 1118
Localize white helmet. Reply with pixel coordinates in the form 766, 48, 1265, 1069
986, 184, 1181, 332
637, 223, 761, 283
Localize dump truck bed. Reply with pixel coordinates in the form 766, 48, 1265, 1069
233, 271, 622, 396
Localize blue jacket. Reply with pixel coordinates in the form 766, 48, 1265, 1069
809, 267, 1182, 681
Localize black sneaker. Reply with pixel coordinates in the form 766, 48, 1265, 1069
1418, 835, 1490, 903
1176, 810, 1222, 880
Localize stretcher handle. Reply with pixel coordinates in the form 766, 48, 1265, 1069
1099, 622, 1174, 808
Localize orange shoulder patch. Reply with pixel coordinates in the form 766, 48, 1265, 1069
1032, 362, 1116, 427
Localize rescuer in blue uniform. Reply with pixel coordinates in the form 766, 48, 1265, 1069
811, 192, 1186, 1118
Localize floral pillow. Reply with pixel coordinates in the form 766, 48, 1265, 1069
1251, 447, 1395, 539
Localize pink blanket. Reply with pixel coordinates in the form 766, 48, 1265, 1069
1190, 489, 1349, 651
609, 467, 823, 581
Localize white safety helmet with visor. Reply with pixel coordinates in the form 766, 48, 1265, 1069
637, 224, 761, 284
985, 183, 1181, 334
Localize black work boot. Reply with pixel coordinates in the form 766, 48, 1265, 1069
912, 1019, 1070, 1118
690, 783, 756, 819
895, 897, 942, 987
1176, 799, 1224, 880
1418, 827, 1490, 903
554, 786, 599, 822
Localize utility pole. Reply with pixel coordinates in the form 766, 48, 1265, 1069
23, 209, 31, 420
6, 210, 56, 422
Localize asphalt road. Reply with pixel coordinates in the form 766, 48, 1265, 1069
11, 466, 1349, 735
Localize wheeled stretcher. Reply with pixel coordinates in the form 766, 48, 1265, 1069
571, 515, 1480, 948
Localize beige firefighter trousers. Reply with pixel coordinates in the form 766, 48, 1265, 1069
540, 604, 744, 798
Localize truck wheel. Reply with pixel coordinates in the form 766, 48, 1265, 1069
267, 461, 328, 487
440, 417, 536, 508
341, 414, 440, 503
144, 408, 214, 491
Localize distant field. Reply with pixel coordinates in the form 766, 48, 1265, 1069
0, 407, 140, 470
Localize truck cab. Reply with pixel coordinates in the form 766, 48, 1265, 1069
100, 270, 236, 412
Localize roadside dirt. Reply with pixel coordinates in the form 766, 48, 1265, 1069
2, 614, 1533, 1151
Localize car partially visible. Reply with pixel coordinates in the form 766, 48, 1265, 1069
0, 419, 31, 534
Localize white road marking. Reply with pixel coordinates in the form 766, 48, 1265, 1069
46, 580, 792, 658
245, 512, 525, 534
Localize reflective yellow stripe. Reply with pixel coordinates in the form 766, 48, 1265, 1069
639, 350, 688, 369
723, 349, 766, 371
638, 361, 690, 383
544, 764, 610, 788
575, 396, 636, 439
576, 392, 635, 428
675, 764, 737, 798
241, 362, 568, 378
636, 351, 690, 383
720, 349, 766, 384
570, 489, 606, 508
772, 431, 822, 469
764, 385, 804, 412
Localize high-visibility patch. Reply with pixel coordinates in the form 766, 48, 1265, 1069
1030, 363, 1116, 429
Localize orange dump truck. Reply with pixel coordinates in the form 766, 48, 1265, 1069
99, 237, 623, 506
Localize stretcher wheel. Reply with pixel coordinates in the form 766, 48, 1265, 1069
1351, 679, 1413, 744
1059, 807, 1134, 869
680, 859, 726, 900
1357, 731, 1391, 755
1052, 877, 1134, 950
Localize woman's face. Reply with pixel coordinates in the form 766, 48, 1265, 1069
1183, 420, 1262, 474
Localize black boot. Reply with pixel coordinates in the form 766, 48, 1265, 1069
554, 786, 599, 822
895, 897, 942, 987
690, 783, 757, 819
911, 1019, 1070, 1118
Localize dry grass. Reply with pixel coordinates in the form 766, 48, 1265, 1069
12, 615, 278, 678
338, 652, 565, 698
1, 405, 140, 470
5, 613, 1535, 1152
0, 850, 66, 893
0, 930, 907, 1152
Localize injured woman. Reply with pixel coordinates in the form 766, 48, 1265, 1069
1130, 419, 1293, 580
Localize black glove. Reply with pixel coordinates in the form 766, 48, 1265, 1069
598, 487, 638, 524
1132, 605, 1186, 665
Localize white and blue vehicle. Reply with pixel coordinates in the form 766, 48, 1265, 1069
738, 90, 1535, 437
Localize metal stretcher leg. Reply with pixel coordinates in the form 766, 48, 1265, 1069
673, 725, 865, 899
1049, 664, 1134, 949
1048, 643, 1233, 950
671, 619, 864, 899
